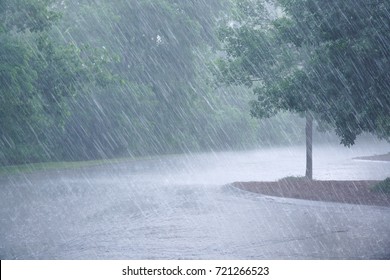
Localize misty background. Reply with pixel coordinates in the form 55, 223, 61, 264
1, 0, 390, 260
0, 0, 356, 166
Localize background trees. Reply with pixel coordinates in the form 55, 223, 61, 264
4, 0, 383, 167
50, 0, 307, 161
0, 0, 111, 164
1, 0, 299, 165
55, 0, 233, 159
1, 0, 82, 163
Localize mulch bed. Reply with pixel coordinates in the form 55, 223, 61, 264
232, 178, 390, 207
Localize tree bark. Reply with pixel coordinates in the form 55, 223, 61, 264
305, 113, 313, 180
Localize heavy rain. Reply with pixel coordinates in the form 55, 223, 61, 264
0, 0, 389, 260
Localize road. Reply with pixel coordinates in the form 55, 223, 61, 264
0, 143, 389, 259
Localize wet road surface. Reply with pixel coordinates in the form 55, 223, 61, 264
1, 144, 389, 259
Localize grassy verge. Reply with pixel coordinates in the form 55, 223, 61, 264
0, 151, 194, 176
0, 158, 131, 176
278, 176, 309, 181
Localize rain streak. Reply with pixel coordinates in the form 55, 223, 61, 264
0, 0, 389, 259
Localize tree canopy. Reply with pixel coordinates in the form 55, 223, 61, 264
0, 0, 59, 33
216, 0, 390, 146
1, 0, 341, 166
277, 0, 390, 145
0, 0, 105, 164
2, 0, 269, 164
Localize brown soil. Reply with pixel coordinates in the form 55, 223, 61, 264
232, 178, 390, 207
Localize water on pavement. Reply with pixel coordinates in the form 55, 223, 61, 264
0, 143, 389, 259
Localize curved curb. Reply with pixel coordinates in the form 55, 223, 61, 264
226, 184, 390, 211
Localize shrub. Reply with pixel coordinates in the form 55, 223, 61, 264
373, 178, 390, 194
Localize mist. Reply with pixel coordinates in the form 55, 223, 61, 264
0, 0, 389, 260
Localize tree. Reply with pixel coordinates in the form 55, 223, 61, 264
0, 0, 106, 164
0, 0, 59, 164
216, 0, 390, 179
0, 0, 59, 33
277, 0, 390, 146
215, 0, 315, 178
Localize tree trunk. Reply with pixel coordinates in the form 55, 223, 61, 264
305, 113, 313, 180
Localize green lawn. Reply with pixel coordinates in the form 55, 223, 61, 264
0, 158, 128, 176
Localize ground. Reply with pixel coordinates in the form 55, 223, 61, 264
233, 153, 390, 207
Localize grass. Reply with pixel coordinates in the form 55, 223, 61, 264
0, 157, 132, 176
278, 176, 310, 182
372, 178, 390, 194
0, 153, 175, 176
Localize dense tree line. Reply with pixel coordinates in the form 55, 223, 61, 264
0, 0, 100, 164
4, 0, 382, 167
1, 0, 307, 165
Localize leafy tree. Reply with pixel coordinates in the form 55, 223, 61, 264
0, 0, 60, 164
215, 0, 314, 177
0, 0, 106, 164
216, 0, 390, 179
277, 0, 390, 145
0, 0, 59, 33
0, 0, 317, 165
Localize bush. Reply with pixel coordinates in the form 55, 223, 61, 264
373, 178, 390, 194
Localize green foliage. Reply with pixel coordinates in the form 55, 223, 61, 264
0, 0, 59, 33
372, 178, 390, 194
217, 0, 390, 147
50, 0, 247, 160
0, 34, 46, 164
0, 0, 109, 165
0, 0, 315, 166
276, 0, 390, 145
216, 0, 304, 117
